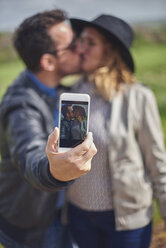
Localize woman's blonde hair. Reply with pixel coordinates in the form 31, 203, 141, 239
87, 40, 136, 101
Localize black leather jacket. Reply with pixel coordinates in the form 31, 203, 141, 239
0, 70, 72, 247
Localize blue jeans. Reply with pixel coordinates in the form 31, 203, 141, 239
68, 203, 152, 248
0, 215, 73, 248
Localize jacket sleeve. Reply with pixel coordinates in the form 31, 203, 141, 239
136, 87, 166, 218
6, 104, 73, 192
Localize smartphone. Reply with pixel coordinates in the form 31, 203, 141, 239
58, 93, 90, 152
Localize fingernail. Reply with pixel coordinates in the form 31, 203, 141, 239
89, 132, 92, 137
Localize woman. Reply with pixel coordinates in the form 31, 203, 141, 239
71, 105, 87, 140
66, 14, 166, 248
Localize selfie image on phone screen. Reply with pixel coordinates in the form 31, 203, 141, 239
60, 101, 89, 148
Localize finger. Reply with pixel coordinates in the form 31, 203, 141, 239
71, 132, 93, 157
46, 127, 59, 153
81, 142, 97, 164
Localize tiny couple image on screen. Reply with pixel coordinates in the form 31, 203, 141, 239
60, 101, 88, 148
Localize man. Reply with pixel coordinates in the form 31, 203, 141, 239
60, 104, 74, 141
0, 9, 97, 248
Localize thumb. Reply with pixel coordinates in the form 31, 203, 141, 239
53, 127, 59, 142
46, 127, 59, 153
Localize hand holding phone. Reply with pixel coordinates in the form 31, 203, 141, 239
46, 128, 97, 181
58, 93, 90, 152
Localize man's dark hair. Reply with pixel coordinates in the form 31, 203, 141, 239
13, 9, 68, 72
62, 105, 72, 117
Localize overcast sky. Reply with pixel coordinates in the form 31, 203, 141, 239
0, 0, 166, 31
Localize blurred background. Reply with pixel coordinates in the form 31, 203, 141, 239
0, 0, 166, 31
0, 1, 166, 247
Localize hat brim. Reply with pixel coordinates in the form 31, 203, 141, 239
70, 18, 134, 72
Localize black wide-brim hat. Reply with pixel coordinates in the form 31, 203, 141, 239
70, 14, 135, 72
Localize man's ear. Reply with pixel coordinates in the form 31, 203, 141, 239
40, 54, 57, 71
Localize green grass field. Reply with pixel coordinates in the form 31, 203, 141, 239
0, 28, 166, 235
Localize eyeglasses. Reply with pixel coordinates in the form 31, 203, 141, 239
47, 38, 77, 56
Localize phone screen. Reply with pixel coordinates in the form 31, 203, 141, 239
60, 100, 89, 148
